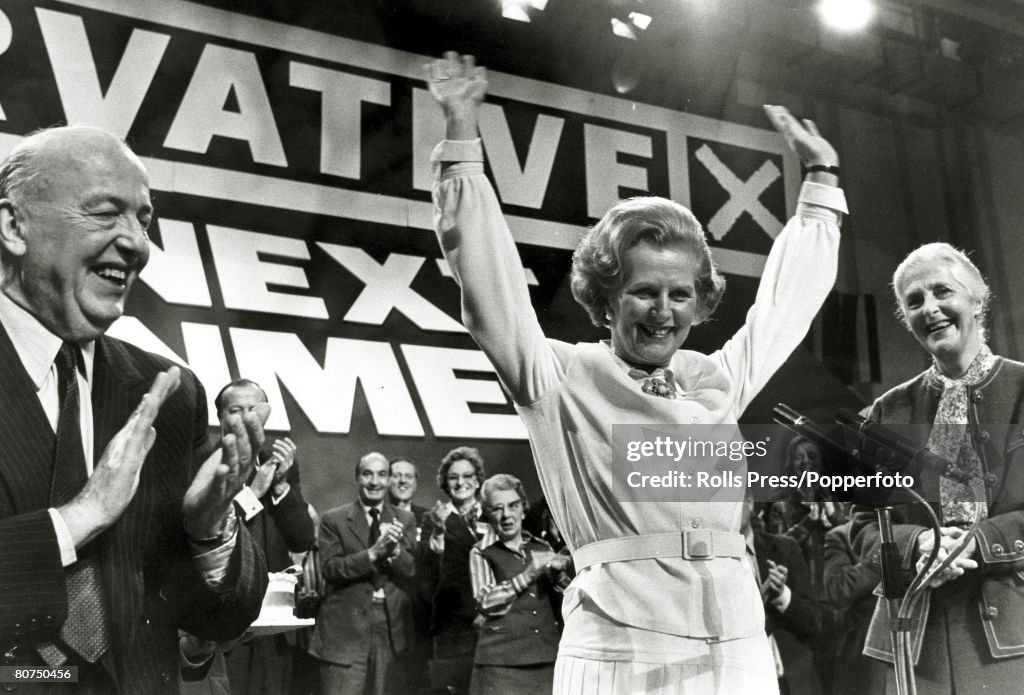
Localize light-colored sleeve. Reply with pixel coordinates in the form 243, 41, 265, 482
713, 181, 846, 414
470, 544, 524, 617
431, 140, 565, 405
429, 528, 445, 554
189, 507, 240, 588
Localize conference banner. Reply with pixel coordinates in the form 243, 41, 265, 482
0, 0, 828, 506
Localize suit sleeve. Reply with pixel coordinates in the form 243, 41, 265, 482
823, 526, 880, 608
417, 514, 442, 604
267, 462, 315, 553
0, 510, 68, 637
320, 511, 375, 583
167, 373, 268, 641
389, 511, 417, 581
767, 537, 836, 643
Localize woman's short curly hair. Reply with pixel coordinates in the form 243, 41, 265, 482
436, 446, 486, 498
570, 196, 726, 328
480, 474, 530, 517
891, 242, 992, 343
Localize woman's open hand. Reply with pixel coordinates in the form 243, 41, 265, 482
764, 105, 839, 169
424, 52, 488, 140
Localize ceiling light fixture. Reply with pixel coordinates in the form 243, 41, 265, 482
818, 0, 876, 32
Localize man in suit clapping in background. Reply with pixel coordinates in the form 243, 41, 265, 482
309, 452, 417, 695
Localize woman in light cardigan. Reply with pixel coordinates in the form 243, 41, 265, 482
425, 52, 847, 694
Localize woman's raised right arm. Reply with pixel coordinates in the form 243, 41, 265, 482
426, 53, 563, 405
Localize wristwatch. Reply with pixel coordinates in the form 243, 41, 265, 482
189, 506, 239, 548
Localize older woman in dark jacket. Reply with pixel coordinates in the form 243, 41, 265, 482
851, 243, 1024, 694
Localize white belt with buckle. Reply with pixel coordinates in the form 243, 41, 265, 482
571, 530, 745, 573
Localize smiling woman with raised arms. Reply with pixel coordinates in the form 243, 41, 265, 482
425, 52, 847, 694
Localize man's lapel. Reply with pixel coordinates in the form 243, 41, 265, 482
90, 337, 149, 464
346, 502, 371, 549
0, 321, 58, 513
89, 336, 151, 652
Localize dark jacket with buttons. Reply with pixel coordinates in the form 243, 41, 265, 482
308, 501, 417, 665
0, 327, 268, 694
473, 536, 561, 666
851, 356, 1024, 660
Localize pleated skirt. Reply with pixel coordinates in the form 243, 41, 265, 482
553, 642, 779, 695
554, 585, 778, 695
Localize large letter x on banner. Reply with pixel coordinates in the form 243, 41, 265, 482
695, 144, 783, 242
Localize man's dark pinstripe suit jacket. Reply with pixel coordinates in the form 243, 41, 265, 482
0, 321, 268, 694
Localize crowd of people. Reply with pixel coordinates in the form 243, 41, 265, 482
176, 437, 573, 695
2, 48, 1021, 695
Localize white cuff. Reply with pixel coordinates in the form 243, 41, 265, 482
234, 486, 264, 521
271, 484, 291, 506
771, 584, 793, 613
48, 507, 78, 567
430, 139, 484, 163
797, 181, 848, 214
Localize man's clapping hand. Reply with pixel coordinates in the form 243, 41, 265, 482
247, 437, 297, 499
427, 500, 453, 528
369, 520, 405, 563
762, 559, 790, 604
183, 402, 270, 541
59, 367, 181, 548
269, 437, 296, 496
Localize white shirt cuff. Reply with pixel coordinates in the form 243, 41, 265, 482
49, 507, 78, 567
271, 484, 291, 506
429, 139, 484, 163
771, 584, 793, 613
234, 486, 264, 521
797, 180, 848, 214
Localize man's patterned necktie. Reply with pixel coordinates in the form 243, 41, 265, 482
39, 343, 112, 666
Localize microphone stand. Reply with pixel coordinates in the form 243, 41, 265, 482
770, 404, 980, 695
877, 505, 915, 695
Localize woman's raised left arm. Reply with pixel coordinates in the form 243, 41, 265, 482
715, 106, 848, 414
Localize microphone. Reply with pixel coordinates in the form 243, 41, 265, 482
771, 404, 852, 462
773, 404, 921, 505
835, 409, 971, 484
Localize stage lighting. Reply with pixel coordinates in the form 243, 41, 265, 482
501, 0, 548, 22
611, 17, 637, 39
629, 12, 651, 30
818, 0, 876, 32
610, 10, 651, 40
